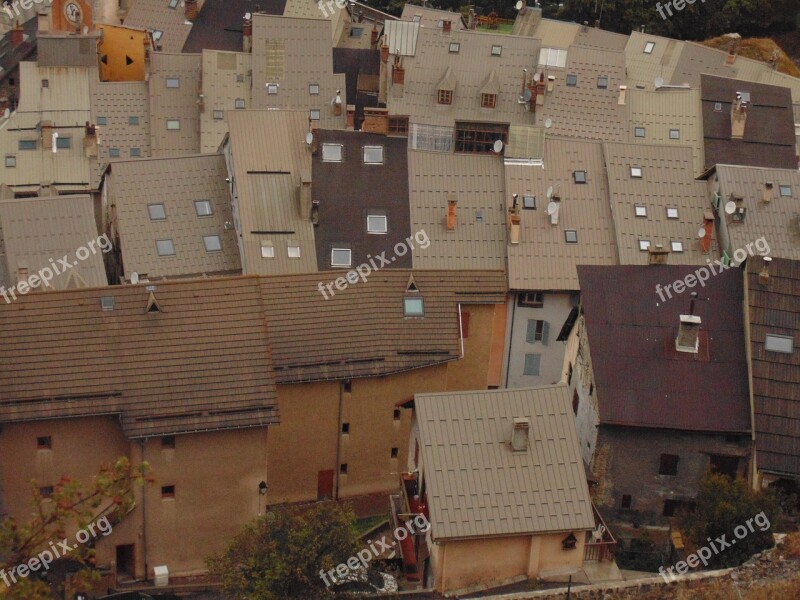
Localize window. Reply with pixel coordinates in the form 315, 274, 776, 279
635, 205, 647, 217
523, 353, 541, 376
18, 140, 36, 150
780, 185, 792, 197
341, 423, 350, 434
288, 245, 301, 258
162, 435, 175, 449
765, 334, 793, 354
156, 239, 175, 256
437, 89, 453, 105
204, 235, 222, 252
394, 409, 401, 421
449, 42, 460, 53
309, 83, 320, 95
331, 248, 351, 267
671, 241, 684, 252
310, 109, 320, 121
597, 76, 609, 89
166, 119, 180, 130
367, 215, 387, 234
573, 170, 587, 183
340, 464, 348, 474
234, 98, 245, 109
639, 239, 651, 251
523, 195, 536, 210
363, 146, 384, 164
128, 116, 139, 125
565, 230, 578, 244
404, 297, 424, 317
153, 30, 163, 41
194, 199, 213, 216
5, 155, 15, 168
519, 292, 543, 308
634, 127, 645, 138
631, 166, 643, 178
41, 79, 49, 88
148, 203, 166, 220
37, 436, 52, 449
710, 454, 740, 478
165, 78, 179, 88
663, 499, 694, 517
481, 93, 497, 109
526, 319, 549, 344
391, 447, 399, 458
350, 27, 363, 37
621, 494, 632, 509
388, 116, 409, 135
455, 121, 508, 154
39, 486, 54, 498
491, 45, 502, 56
109, 148, 120, 158
97, 116, 107, 125
261, 242, 274, 258
644, 41, 655, 54
669, 128, 680, 139
666, 207, 679, 219
213, 109, 224, 120
322, 143, 343, 162
659, 454, 679, 476
538, 47, 568, 68
54, 136, 71, 149
714, 102, 723, 111
168, 0, 179, 7
130, 147, 141, 157
161, 485, 175, 499
101, 296, 114, 310
566, 73, 577, 86
267, 83, 279, 95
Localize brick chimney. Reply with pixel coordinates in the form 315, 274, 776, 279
380, 44, 389, 63
759, 256, 772, 285
442, 20, 451, 34
370, 24, 379, 48
185, 0, 199, 21
731, 92, 747, 139
243, 14, 252, 53
10, 22, 24, 47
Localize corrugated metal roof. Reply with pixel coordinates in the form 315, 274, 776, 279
529, 18, 579, 48
0, 194, 107, 289
624, 31, 683, 92
124, 0, 201, 53
603, 142, 715, 265
747, 256, 800, 477
106, 154, 241, 280
399, 5, 465, 30
573, 25, 628, 53
408, 150, 506, 270
578, 264, 750, 433
200, 49, 252, 153
415, 385, 595, 540
383, 20, 420, 57
148, 52, 202, 156
669, 42, 737, 87
505, 137, 617, 291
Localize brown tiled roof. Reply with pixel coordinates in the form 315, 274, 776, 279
747, 256, 800, 477
415, 385, 595, 540
0, 277, 279, 438
578, 265, 750, 433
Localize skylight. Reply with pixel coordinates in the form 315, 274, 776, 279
639, 239, 650, 251
523, 195, 536, 209
671, 241, 684, 252
194, 200, 213, 216
331, 248, 351, 267
765, 334, 793, 354
644, 41, 655, 54
363, 146, 384, 164
631, 166, 643, 178
204, 235, 222, 252
666, 207, 679, 219
565, 230, 578, 244
573, 170, 587, 184
669, 128, 680, 139
597, 76, 609, 89
322, 143, 343, 162
148, 203, 166, 220
449, 42, 460, 53
367, 215, 387, 233
538, 48, 568, 68
491, 45, 502, 57
780, 185, 792, 197
635, 205, 647, 217
156, 239, 175, 256
566, 74, 577, 86
404, 297, 425, 317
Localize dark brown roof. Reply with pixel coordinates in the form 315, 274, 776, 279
332, 48, 380, 127
578, 265, 750, 433
748, 256, 800, 477
701, 74, 797, 170
182, 0, 286, 53
312, 129, 412, 271
260, 270, 507, 383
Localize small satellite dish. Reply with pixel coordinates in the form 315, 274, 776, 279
493, 139, 504, 153
522, 89, 532, 102
724, 200, 737, 215
515, 0, 523, 9
697, 228, 706, 239
305, 132, 314, 145
544, 118, 552, 129
533, 71, 542, 82
546, 185, 553, 199
131, 272, 140, 284
655, 77, 664, 89
245, 12, 252, 18
546, 202, 558, 215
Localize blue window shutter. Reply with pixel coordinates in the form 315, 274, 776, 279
526, 319, 536, 343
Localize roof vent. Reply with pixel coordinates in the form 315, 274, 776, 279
510, 418, 530, 452
759, 256, 772, 285
676, 314, 701, 353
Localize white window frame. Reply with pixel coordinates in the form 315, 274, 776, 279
309, 83, 320, 95
669, 128, 680, 139
267, 83, 279, 95
203, 235, 222, 252
261, 242, 275, 258
310, 109, 321, 121
491, 45, 502, 56
765, 334, 793, 354
331, 247, 352, 267
403, 296, 424, 317
779, 185, 792, 197
639, 239, 651, 251
644, 41, 655, 54
635, 205, 647, 217
287, 244, 301, 258
363, 145, 384, 164
631, 166, 643, 178
666, 207, 679, 219
156, 239, 175, 256
671, 240, 684, 252
322, 143, 343, 162
367, 215, 388, 234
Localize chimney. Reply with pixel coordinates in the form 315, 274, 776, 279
676, 314, 701, 353
362, 107, 389, 134
370, 24, 379, 48
761, 181, 773, 203
618, 85, 627, 106
299, 171, 313, 220
243, 14, 253, 53
380, 44, 389, 63
332, 90, 342, 116
392, 55, 405, 85
508, 194, 521, 244
185, 0, 199, 21
467, 8, 476, 30
442, 20, 451, 34
510, 418, 530, 452
759, 256, 772, 285
10, 22, 24, 47
84, 122, 98, 158
446, 196, 457, 230
648, 244, 669, 265
731, 92, 747, 139
346, 104, 355, 129
40, 121, 53, 149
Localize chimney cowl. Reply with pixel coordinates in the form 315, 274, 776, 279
759, 256, 773, 285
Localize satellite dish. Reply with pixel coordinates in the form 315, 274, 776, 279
697, 228, 706, 239
533, 71, 542, 82
724, 200, 737, 215
522, 89, 532, 102
305, 132, 314, 145
493, 139, 504, 153
546, 202, 558, 215
131, 272, 140, 284
655, 77, 664, 89
515, 0, 523, 9
546, 185, 553, 199
544, 118, 552, 128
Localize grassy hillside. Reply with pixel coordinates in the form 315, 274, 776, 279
702, 35, 800, 77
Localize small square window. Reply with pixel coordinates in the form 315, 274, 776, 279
309, 83, 320, 95
331, 248, 351, 267
153, 30, 163, 41
37, 436, 52, 449
639, 239, 651, 251
156, 239, 175, 256
671, 241, 684, 252
101, 296, 114, 310
194, 199, 213, 216
780, 185, 792, 197
18, 140, 36, 150
166, 119, 180, 130
491, 45, 502, 56
267, 83, 279, 95
109, 147, 120, 158
213, 109, 224, 120
765, 334, 793, 354
393, 408, 401, 421
128, 116, 140, 125
55, 136, 71, 149
97, 116, 107, 125
523, 195, 536, 209
165, 78, 180, 88
322, 143, 343, 162
148, 203, 166, 220
666, 207, 679, 219
39, 486, 54, 498
130, 147, 141, 157
350, 27, 363, 38
412, 14, 421, 22
523, 353, 541, 376
391, 447, 399, 458
634, 127, 645, 138
204, 235, 222, 252
161, 485, 175, 499
340, 464, 348, 474
341, 422, 350, 434
480, 93, 497, 109
162, 435, 175, 449
597, 76, 609, 89
669, 128, 680, 139
566, 73, 577, 86
234, 98, 245, 109
635, 205, 647, 217
367, 215, 387, 233
714, 102, 723, 111
644, 41, 655, 54
565, 230, 578, 244
404, 297, 424, 317
41, 79, 49, 88
168, 0, 179, 8
449, 42, 460, 53
659, 454, 679, 476
363, 146, 384, 164
631, 166, 643, 178
310, 109, 321, 121
5, 155, 16, 168
287, 245, 301, 258
573, 170, 587, 183
261, 242, 274, 258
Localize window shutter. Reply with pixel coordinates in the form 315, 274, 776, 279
526, 319, 537, 343
542, 321, 549, 346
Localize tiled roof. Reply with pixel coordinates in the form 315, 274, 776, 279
399, 5, 465, 30
0, 16, 37, 87
0, 276, 279, 438
527, 18, 578, 48
747, 255, 800, 477
573, 25, 628, 52
669, 42, 737, 87
624, 32, 684, 92
199, 49, 252, 153
0, 195, 107, 290
148, 52, 202, 156
408, 151, 506, 270
183, 0, 286, 53
505, 137, 617, 291
578, 265, 750, 433
603, 142, 715, 265
123, 0, 201, 53
415, 385, 595, 540
104, 154, 241, 281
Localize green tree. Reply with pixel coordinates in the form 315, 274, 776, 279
207, 501, 363, 600
0, 458, 149, 600
676, 472, 781, 569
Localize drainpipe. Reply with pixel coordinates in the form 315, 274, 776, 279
334, 381, 346, 500
140, 438, 148, 582
504, 295, 518, 386
457, 303, 464, 358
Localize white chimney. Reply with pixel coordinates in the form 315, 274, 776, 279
510, 418, 530, 452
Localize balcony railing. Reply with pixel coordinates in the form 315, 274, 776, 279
584, 503, 617, 562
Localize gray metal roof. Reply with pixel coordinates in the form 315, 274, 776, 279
383, 20, 420, 57
148, 52, 202, 156
124, 0, 201, 53
199, 50, 253, 153
415, 385, 595, 540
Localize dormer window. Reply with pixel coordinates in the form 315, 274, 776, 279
403, 297, 424, 317
438, 89, 452, 105
491, 45, 502, 56
481, 93, 496, 109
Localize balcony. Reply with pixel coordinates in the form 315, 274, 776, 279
584, 503, 617, 562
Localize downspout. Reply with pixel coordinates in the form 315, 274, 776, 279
457, 303, 464, 358
504, 294, 517, 386
334, 381, 345, 500
140, 438, 148, 582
